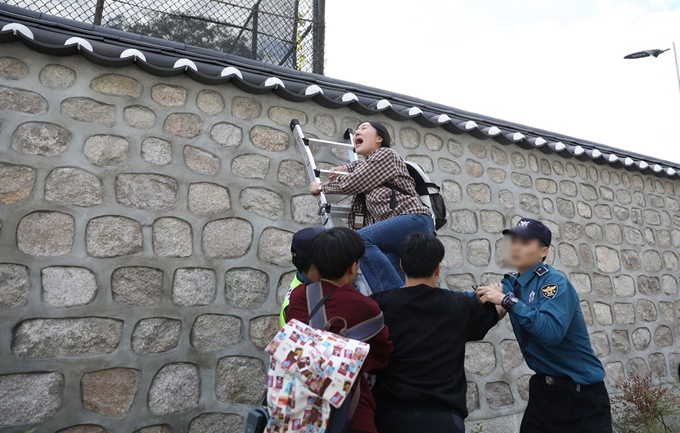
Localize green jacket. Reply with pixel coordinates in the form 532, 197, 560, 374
279, 274, 303, 327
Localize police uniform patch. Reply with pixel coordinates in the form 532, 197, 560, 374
528, 290, 535, 303
541, 284, 559, 299
534, 266, 549, 277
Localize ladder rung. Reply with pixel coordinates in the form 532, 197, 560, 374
304, 137, 356, 151
320, 203, 351, 219
314, 168, 349, 177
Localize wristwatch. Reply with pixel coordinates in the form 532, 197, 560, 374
501, 294, 519, 312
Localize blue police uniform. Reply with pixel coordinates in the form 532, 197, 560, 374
502, 262, 605, 385
498, 218, 612, 433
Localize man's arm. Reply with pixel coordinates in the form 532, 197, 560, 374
477, 277, 576, 346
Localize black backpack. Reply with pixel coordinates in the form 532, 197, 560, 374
385, 161, 448, 231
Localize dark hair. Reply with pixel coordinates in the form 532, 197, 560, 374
540, 241, 549, 262
399, 233, 445, 278
292, 256, 313, 274
364, 120, 391, 148
311, 227, 365, 280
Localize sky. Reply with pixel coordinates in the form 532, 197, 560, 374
324, 0, 680, 164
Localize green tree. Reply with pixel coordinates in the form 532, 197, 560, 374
110, 13, 253, 59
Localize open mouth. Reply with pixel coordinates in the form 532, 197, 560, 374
355, 137, 364, 145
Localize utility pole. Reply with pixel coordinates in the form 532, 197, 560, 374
673, 42, 680, 105
93, 0, 105, 25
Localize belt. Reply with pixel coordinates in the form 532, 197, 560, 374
537, 374, 585, 392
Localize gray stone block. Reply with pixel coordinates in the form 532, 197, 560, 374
399, 127, 419, 149
593, 273, 613, 296
197, 90, 225, 116
498, 189, 514, 208
510, 152, 526, 168
163, 113, 202, 138
637, 299, 657, 322
183, 145, 221, 175
663, 251, 678, 270
231, 96, 262, 120
466, 382, 479, 411
570, 273, 591, 294
536, 178, 557, 194
152, 217, 192, 258
148, 363, 200, 415
611, 330, 630, 354
467, 239, 490, 267
258, 227, 293, 266
249, 316, 279, 349
189, 413, 244, 433
406, 155, 433, 173
593, 302, 613, 325
580, 183, 598, 200
469, 143, 487, 159
590, 330, 610, 357
240, 187, 284, 220
464, 341, 495, 375
225, 266, 270, 308
81, 368, 140, 417
577, 201, 592, 218
210, 122, 242, 147
604, 361, 624, 387
442, 180, 462, 203
424, 132, 443, 151
595, 245, 620, 273
132, 318, 181, 354
268, 106, 307, 127
0, 264, 29, 308
188, 182, 231, 216
249, 125, 289, 151
648, 353, 667, 378
490, 146, 507, 165
17, 211, 74, 257
0, 85, 48, 114
467, 183, 491, 204
638, 275, 660, 296
450, 209, 477, 234
135, 424, 172, 433
439, 236, 463, 268
0, 163, 36, 204
485, 381, 514, 409
151, 84, 187, 107
632, 327, 651, 350
61, 97, 114, 126
191, 314, 242, 351
57, 425, 106, 433
661, 274, 678, 295
111, 267, 163, 306
479, 210, 504, 234
0, 372, 64, 426
580, 300, 593, 325
278, 160, 307, 186
11, 121, 71, 156
466, 159, 484, 177
141, 137, 172, 166
653, 325, 673, 348
0, 57, 27, 79
487, 167, 506, 183
90, 74, 142, 98
172, 268, 216, 307
83, 135, 130, 166
202, 218, 253, 259
519, 193, 539, 213
614, 302, 635, 324
232, 154, 270, 178
215, 356, 266, 404
556, 198, 575, 218
45, 167, 102, 207
42, 266, 97, 308
500, 339, 523, 373
642, 250, 663, 272
558, 243, 579, 267
115, 174, 178, 210
86, 216, 143, 258
13, 318, 123, 358
291, 194, 321, 225
448, 139, 463, 157
40, 64, 76, 89
511, 172, 532, 188
124, 105, 156, 129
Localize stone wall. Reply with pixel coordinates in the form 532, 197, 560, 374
0, 42, 678, 433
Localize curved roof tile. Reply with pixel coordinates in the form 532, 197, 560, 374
0, 2, 678, 177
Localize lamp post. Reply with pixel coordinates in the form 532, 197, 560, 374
624, 43, 680, 102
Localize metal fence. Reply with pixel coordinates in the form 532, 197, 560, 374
4, 0, 326, 73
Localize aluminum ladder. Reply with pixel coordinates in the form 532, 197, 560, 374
289, 119, 357, 229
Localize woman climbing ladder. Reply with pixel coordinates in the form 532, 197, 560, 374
309, 120, 434, 293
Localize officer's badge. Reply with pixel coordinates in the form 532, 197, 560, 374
541, 284, 559, 299
528, 290, 535, 303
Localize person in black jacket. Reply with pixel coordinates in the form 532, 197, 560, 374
371, 233, 503, 433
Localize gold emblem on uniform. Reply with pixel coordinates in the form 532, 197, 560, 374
540, 284, 559, 299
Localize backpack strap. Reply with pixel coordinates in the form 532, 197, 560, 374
383, 181, 412, 210
345, 313, 385, 341
306, 282, 338, 330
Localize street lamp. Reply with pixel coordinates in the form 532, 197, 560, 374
624, 43, 680, 101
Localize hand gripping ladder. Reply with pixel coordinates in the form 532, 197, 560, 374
290, 119, 357, 228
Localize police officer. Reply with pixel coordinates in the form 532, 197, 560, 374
476, 218, 612, 433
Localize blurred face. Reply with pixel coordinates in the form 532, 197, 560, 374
354, 122, 383, 156
508, 236, 548, 272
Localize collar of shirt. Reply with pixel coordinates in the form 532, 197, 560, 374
296, 271, 313, 285
516, 262, 545, 288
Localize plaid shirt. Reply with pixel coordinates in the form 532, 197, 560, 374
321, 148, 430, 227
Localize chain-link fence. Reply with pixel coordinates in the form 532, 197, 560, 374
4, 0, 326, 73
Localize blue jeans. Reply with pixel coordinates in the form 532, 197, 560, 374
357, 213, 434, 293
